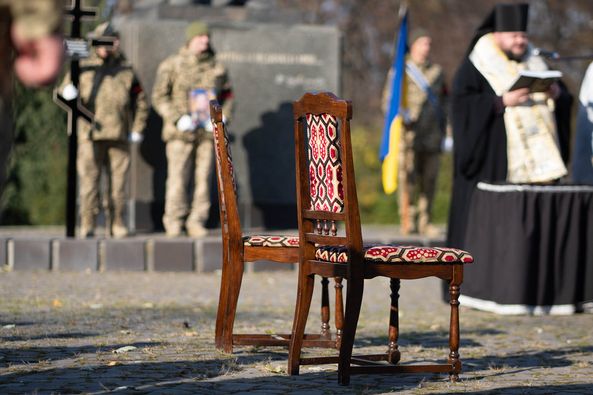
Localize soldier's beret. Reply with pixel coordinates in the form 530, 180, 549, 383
186, 21, 210, 41
409, 28, 430, 45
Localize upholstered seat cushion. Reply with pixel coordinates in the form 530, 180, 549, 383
243, 235, 299, 248
315, 245, 474, 264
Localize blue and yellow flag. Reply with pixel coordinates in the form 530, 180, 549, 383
380, 10, 408, 194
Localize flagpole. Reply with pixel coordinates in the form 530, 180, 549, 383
382, 1, 411, 234
398, 3, 411, 236
399, 0, 408, 18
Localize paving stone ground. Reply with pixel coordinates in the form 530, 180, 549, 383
1, 271, 592, 394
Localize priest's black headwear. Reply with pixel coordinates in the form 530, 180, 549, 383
467, 3, 529, 52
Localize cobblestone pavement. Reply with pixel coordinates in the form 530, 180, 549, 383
1, 271, 592, 394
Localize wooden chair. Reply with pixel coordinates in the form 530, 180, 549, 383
209, 100, 344, 353
287, 92, 474, 385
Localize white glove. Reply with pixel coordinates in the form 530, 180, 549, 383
442, 136, 454, 153
176, 114, 194, 132
401, 109, 411, 125
62, 83, 78, 101
129, 131, 143, 143
204, 119, 214, 132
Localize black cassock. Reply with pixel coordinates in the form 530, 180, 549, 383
446, 57, 572, 249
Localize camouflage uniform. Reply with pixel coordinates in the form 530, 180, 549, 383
152, 45, 232, 237
60, 45, 148, 238
0, 0, 62, 205
383, 59, 446, 235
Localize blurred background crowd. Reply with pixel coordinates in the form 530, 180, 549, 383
1, 0, 592, 232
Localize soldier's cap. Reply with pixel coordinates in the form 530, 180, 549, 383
409, 28, 430, 45
186, 21, 209, 41
89, 22, 119, 39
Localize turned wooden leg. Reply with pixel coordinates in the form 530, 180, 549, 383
448, 280, 461, 381
334, 277, 344, 348
321, 277, 330, 338
288, 273, 315, 375
388, 278, 401, 364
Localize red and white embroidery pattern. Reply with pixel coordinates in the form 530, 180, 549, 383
315, 245, 474, 264
306, 113, 344, 213
244, 235, 300, 247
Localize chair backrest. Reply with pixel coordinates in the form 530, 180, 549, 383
293, 92, 364, 266
210, 100, 242, 247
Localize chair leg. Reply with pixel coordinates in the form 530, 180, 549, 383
221, 255, 245, 353
448, 280, 461, 382
320, 277, 330, 338
388, 278, 401, 364
214, 252, 231, 350
334, 277, 344, 348
337, 277, 364, 386
288, 273, 315, 375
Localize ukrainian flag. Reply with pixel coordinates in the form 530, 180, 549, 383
380, 10, 408, 194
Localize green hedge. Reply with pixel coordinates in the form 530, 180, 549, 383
1, 1, 107, 225
1, 84, 68, 225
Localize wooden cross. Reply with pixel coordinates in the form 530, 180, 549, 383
53, 0, 98, 237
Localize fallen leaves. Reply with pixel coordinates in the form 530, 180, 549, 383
261, 363, 285, 374
112, 346, 138, 354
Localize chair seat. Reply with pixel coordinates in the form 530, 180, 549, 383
315, 245, 474, 264
243, 235, 300, 247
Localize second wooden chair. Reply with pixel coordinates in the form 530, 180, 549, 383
209, 100, 344, 353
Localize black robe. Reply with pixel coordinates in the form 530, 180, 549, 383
446, 57, 572, 249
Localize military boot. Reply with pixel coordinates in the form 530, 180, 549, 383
112, 220, 129, 238
79, 215, 96, 239
420, 223, 440, 238
186, 222, 208, 238
417, 195, 434, 236
399, 207, 417, 236
111, 207, 128, 238
163, 220, 183, 237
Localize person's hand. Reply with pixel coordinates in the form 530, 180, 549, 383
441, 136, 454, 153
204, 119, 213, 132
547, 82, 561, 100
129, 131, 143, 143
401, 109, 412, 126
11, 26, 63, 87
176, 114, 194, 132
502, 88, 530, 107
62, 83, 78, 101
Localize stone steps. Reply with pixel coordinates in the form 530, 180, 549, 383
0, 227, 446, 272
0, 235, 236, 273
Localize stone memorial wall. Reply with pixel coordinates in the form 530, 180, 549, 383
119, 20, 340, 231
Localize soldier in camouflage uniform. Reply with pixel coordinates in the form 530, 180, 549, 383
383, 29, 447, 236
152, 21, 233, 237
1, 0, 63, 211
59, 22, 148, 238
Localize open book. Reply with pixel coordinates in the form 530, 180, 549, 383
508, 70, 562, 93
